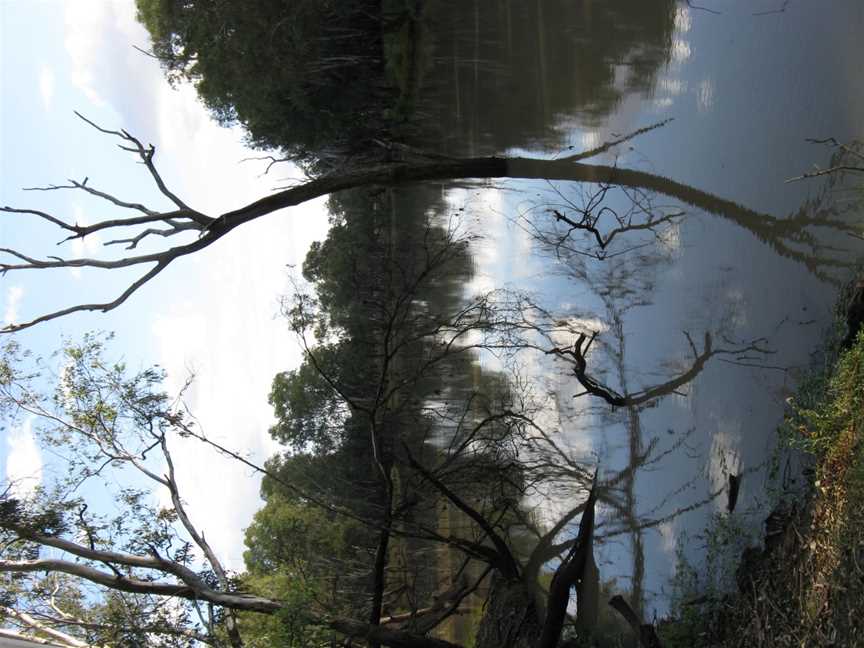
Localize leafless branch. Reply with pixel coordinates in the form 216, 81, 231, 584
537, 476, 599, 648
159, 433, 245, 648
559, 118, 673, 163
0, 558, 280, 613
24, 179, 158, 216
403, 443, 521, 580
549, 207, 683, 251
686, 0, 721, 14
1, 260, 170, 333
753, 0, 789, 16
0, 606, 90, 648
104, 221, 201, 249
240, 154, 294, 176
3, 113, 784, 333
786, 164, 864, 183
548, 330, 773, 408
73, 112, 197, 216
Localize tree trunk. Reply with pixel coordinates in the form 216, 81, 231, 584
474, 576, 542, 648
574, 551, 599, 634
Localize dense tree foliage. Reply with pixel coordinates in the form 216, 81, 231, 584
135, 0, 391, 166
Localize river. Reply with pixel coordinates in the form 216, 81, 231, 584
402, 0, 864, 626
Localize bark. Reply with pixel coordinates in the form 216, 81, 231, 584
0, 559, 281, 613
473, 576, 542, 648
537, 479, 598, 648
212, 156, 771, 238
369, 506, 393, 648
574, 550, 599, 634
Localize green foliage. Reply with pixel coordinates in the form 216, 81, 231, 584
268, 345, 349, 453
135, 0, 390, 167
240, 490, 365, 647
785, 328, 864, 457
244, 493, 352, 575
661, 287, 864, 648
0, 334, 217, 645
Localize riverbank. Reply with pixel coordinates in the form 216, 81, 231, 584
660, 282, 864, 647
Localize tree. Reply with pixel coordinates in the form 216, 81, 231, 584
2, 115, 801, 334
135, 0, 391, 167
0, 333, 606, 648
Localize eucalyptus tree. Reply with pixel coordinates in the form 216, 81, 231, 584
0, 331, 607, 648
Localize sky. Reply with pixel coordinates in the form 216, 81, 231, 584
0, 0, 331, 570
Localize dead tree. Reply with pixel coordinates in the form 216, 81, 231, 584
1, 115, 786, 333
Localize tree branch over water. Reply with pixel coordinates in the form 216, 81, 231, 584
2, 116, 789, 332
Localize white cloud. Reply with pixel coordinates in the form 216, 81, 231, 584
581, 131, 600, 150
708, 419, 741, 500
56, 0, 335, 570
674, 6, 692, 34
658, 218, 682, 254
38, 66, 55, 111
660, 78, 686, 96
3, 285, 24, 326
5, 418, 42, 499
150, 237, 301, 569
63, 1, 165, 134
150, 184, 329, 570
658, 520, 679, 554
697, 79, 715, 112
672, 39, 691, 64
64, 3, 115, 105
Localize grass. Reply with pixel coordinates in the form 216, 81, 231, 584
659, 279, 864, 647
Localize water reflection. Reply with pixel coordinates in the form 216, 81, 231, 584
403, 0, 864, 631
415, 0, 676, 155
264, 0, 864, 643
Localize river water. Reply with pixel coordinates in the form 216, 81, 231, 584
408, 0, 864, 623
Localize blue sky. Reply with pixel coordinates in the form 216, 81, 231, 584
1, 0, 331, 569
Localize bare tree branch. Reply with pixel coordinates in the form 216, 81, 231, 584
73, 112, 197, 216
786, 164, 864, 183
548, 331, 773, 408
0, 606, 90, 648
24, 179, 159, 216
4, 115, 789, 334
1, 260, 170, 333
0, 558, 280, 613
6, 522, 214, 595
402, 444, 521, 580
159, 433, 245, 648
560, 118, 673, 163
104, 221, 201, 249
537, 475, 599, 648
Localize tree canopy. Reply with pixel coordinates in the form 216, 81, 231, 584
135, 0, 390, 167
